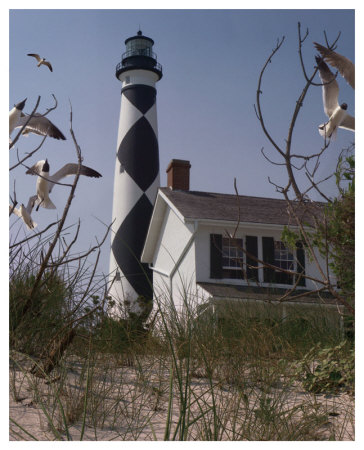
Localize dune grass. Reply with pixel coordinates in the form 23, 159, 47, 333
9, 279, 354, 441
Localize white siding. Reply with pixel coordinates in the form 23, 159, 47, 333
150, 207, 199, 312
147, 200, 335, 313
170, 241, 197, 310
153, 207, 193, 272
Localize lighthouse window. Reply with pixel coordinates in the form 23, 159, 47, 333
126, 38, 153, 57
125, 76, 130, 84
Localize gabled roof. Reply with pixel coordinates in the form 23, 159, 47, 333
141, 187, 324, 263
159, 187, 322, 226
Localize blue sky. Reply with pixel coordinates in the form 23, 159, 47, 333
8, 6, 356, 278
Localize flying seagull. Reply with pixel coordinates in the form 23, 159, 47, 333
9, 195, 38, 230
14, 112, 66, 140
26, 159, 102, 210
9, 99, 66, 141
27, 53, 53, 72
315, 56, 355, 139
314, 42, 355, 89
9, 98, 27, 135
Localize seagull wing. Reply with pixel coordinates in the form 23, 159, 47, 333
314, 42, 355, 89
25, 160, 46, 176
25, 195, 38, 214
27, 53, 41, 62
42, 61, 53, 72
22, 208, 37, 230
9, 106, 21, 135
340, 114, 355, 131
315, 56, 340, 117
17, 113, 66, 140
10, 205, 21, 218
48, 163, 102, 192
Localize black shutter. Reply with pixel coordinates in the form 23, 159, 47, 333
296, 241, 306, 286
210, 234, 222, 279
262, 237, 275, 283
246, 235, 258, 281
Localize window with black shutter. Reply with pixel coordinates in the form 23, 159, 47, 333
274, 240, 294, 284
295, 241, 306, 286
246, 235, 258, 280
209, 234, 306, 285
210, 234, 222, 279
262, 237, 306, 286
262, 236, 275, 282
210, 234, 260, 281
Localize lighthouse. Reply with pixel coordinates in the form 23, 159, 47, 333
109, 30, 163, 316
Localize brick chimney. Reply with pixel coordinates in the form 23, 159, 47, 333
166, 159, 191, 190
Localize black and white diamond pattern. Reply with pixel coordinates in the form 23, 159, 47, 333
110, 84, 160, 304
117, 116, 159, 192
111, 194, 153, 299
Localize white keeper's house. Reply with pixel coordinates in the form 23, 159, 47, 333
141, 159, 341, 322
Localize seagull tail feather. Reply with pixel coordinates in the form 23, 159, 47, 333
37, 197, 56, 210
318, 122, 337, 140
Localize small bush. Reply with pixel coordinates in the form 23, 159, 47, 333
10, 272, 70, 355
90, 316, 150, 354
293, 341, 354, 394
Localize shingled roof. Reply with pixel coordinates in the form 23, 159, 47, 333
160, 187, 323, 226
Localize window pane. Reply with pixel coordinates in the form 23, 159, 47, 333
222, 257, 229, 266
222, 238, 244, 271
274, 240, 295, 282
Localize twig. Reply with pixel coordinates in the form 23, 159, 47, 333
9, 220, 60, 249
255, 36, 286, 160
10, 134, 47, 171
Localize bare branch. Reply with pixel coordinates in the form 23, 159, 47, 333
9, 220, 60, 250
46, 221, 112, 269
324, 30, 341, 50
26, 105, 83, 307
255, 36, 286, 159
231, 178, 241, 238
10, 134, 47, 171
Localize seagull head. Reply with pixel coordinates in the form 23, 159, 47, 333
15, 98, 27, 111
42, 159, 50, 172
315, 55, 322, 65
340, 103, 348, 111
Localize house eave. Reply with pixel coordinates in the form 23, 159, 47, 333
197, 282, 342, 308
140, 193, 166, 263
185, 218, 302, 231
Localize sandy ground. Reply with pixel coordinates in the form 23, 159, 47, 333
9, 355, 355, 441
